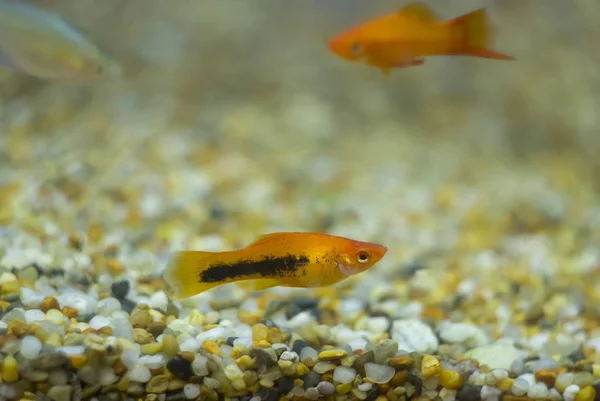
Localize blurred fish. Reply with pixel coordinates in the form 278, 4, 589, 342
0, 0, 121, 82
163, 232, 388, 299
328, 2, 515, 76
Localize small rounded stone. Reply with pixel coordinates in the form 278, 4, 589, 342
535, 369, 557, 388
440, 370, 463, 389
40, 297, 60, 313
318, 349, 348, 361
202, 340, 221, 355
421, 355, 442, 378
252, 323, 269, 342
575, 386, 596, 401
389, 354, 415, 369
162, 334, 179, 358
2, 355, 18, 382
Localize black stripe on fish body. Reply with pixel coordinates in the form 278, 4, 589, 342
199, 254, 310, 283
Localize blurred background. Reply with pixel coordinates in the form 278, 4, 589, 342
0, 0, 599, 283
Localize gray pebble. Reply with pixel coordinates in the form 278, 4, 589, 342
304, 388, 320, 400
316, 381, 335, 396
47, 385, 72, 401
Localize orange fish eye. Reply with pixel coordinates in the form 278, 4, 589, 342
351, 41, 363, 55
356, 250, 370, 264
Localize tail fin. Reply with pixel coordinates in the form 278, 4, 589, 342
162, 251, 221, 299
449, 8, 516, 60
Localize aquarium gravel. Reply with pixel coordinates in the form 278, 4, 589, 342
1, 109, 600, 401
1, 1, 600, 400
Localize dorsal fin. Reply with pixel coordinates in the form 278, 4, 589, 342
246, 232, 286, 247
397, 2, 439, 21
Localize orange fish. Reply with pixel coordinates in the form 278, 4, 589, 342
162, 232, 388, 299
327, 2, 515, 76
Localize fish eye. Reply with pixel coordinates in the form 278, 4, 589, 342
351, 41, 363, 55
356, 250, 370, 264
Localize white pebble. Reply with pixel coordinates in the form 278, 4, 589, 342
149, 291, 168, 311
224, 363, 244, 380
192, 355, 209, 376
24, 309, 45, 324
184, 383, 201, 399
111, 317, 133, 339
364, 363, 395, 384
180, 339, 201, 353
205, 310, 220, 324
20, 335, 42, 359
348, 338, 368, 351
286, 311, 315, 329
527, 382, 549, 399
423, 376, 440, 390
128, 364, 152, 383
96, 297, 121, 316
365, 317, 390, 333
563, 384, 581, 401
511, 377, 530, 396
196, 327, 228, 343
299, 346, 318, 361
89, 315, 112, 330
58, 292, 97, 316
56, 345, 86, 356
20, 287, 44, 308
391, 319, 438, 353
280, 351, 299, 362
204, 377, 219, 388
358, 383, 372, 392
333, 366, 356, 384
485, 369, 509, 386
99, 367, 118, 385
233, 337, 252, 348
139, 354, 166, 369
481, 385, 502, 401
120, 348, 140, 369
549, 388, 562, 401
439, 322, 490, 347
439, 388, 457, 401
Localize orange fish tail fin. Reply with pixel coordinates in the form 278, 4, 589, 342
449, 8, 515, 60
162, 251, 221, 299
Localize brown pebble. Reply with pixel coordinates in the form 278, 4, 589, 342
61, 306, 78, 319
535, 369, 557, 388
180, 351, 195, 362
389, 355, 415, 369
113, 359, 127, 376
147, 321, 166, 337
391, 371, 408, 386
40, 296, 60, 313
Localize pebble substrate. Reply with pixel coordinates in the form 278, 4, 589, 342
1, 59, 600, 401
